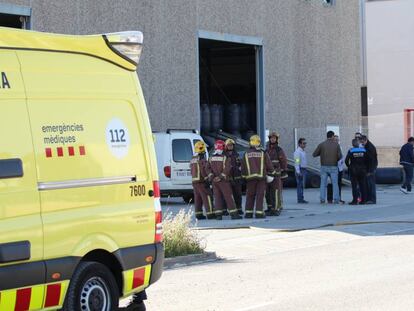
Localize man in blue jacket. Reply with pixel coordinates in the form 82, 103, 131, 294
399, 137, 414, 194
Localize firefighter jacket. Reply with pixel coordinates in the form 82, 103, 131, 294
345, 147, 369, 175
209, 153, 232, 181
241, 147, 275, 181
190, 154, 212, 183
265, 143, 288, 175
225, 150, 242, 181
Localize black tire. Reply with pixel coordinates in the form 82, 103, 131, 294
308, 175, 321, 188
62, 261, 119, 311
182, 194, 194, 204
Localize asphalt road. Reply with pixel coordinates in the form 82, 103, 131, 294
147, 186, 414, 310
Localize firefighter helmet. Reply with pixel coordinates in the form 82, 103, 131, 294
194, 140, 206, 153
214, 140, 226, 151
268, 131, 280, 140
249, 135, 261, 147
225, 138, 235, 147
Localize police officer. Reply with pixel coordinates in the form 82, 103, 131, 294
265, 132, 288, 216
224, 139, 243, 215
345, 138, 369, 205
209, 140, 242, 220
190, 141, 214, 219
241, 135, 275, 218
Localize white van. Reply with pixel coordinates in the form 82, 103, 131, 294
154, 130, 206, 203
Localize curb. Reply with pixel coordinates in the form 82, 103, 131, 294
164, 251, 219, 270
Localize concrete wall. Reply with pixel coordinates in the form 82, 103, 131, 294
366, 0, 414, 147
2, 0, 362, 161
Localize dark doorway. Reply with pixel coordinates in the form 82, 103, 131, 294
0, 13, 28, 29
199, 38, 257, 142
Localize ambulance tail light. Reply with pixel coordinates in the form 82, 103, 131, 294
104, 31, 143, 65
153, 181, 163, 243
164, 166, 171, 178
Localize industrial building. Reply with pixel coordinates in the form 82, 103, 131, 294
1, 0, 363, 164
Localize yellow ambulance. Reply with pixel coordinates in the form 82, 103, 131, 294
0, 27, 163, 310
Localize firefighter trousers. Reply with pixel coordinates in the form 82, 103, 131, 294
245, 179, 266, 215
212, 181, 237, 216
193, 182, 214, 216
231, 180, 243, 212
266, 177, 283, 211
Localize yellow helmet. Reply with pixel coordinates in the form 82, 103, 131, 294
194, 141, 206, 153
249, 135, 261, 147
225, 138, 235, 146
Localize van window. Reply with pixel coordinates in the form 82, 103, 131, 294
172, 139, 193, 162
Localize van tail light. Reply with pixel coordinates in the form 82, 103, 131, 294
163, 166, 171, 178
153, 181, 163, 243
104, 31, 143, 65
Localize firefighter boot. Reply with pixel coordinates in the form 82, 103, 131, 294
244, 211, 253, 219
265, 209, 277, 216
195, 214, 207, 220
230, 211, 242, 220
255, 212, 266, 219
206, 213, 216, 220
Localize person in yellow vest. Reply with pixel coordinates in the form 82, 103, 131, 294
241, 135, 275, 218
190, 141, 214, 220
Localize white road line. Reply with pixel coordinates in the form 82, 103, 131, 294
233, 301, 276, 311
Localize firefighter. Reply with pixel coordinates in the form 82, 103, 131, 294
241, 135, 275, 218
209, 140, 242, 220
224, 139, 244, 215
265, 132, 288, 216
190, 141, 215, 220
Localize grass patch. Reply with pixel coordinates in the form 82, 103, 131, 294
163, 209, 205, 258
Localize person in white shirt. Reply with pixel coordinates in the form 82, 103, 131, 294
294, 138, 308, 203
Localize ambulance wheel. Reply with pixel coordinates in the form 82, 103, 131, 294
62, 261, 119, 311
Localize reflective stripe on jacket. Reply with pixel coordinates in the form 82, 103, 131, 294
241, 147, 275, 180
190, 155, 211, 183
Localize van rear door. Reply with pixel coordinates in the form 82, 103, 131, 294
170, 136, 193, 185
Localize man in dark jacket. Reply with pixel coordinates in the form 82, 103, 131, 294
345, 139, 369, 204
360, 135, 378, 204
399, 137, 414, 194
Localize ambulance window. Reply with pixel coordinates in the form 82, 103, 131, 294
172, 139, 192, 162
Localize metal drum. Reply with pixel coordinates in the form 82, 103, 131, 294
210, 104, 224, 131
200, 104, 211, 133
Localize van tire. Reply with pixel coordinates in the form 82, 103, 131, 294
182, 194, 194, 204
62, 261, 119, 311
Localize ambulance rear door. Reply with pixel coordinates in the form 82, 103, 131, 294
170, 133, 194, 185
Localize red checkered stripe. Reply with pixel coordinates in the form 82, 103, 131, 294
0, 281, 69, 311
45, 146, 86, 158
123, 265, 152, 296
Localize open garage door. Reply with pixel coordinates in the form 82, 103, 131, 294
0, 4, 31, 29
198, 32, 264, 147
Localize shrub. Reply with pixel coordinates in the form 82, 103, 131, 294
163, 209, 205, 258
